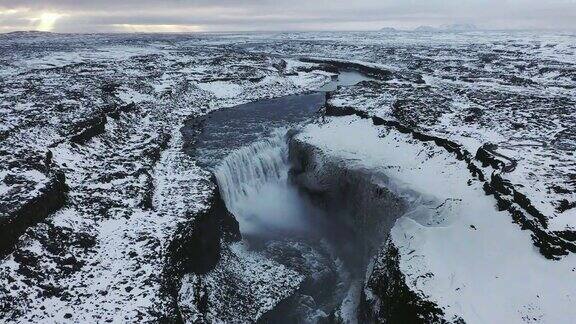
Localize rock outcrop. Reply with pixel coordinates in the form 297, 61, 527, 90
361, 240, 452, 323
0, 152, 67, 257
289, 136, 407, 255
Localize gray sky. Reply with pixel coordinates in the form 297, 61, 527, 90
0, 0, 575, 33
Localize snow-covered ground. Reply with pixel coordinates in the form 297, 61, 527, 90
0, 32, 330, 322
0, 30, 574, 322
295, 116, 576, 323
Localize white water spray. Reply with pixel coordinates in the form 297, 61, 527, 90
215, 130, 289, 208
214, 130, 317, 236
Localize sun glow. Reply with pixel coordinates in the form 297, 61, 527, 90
36, 12, 64, 31
0, 8, 22, 16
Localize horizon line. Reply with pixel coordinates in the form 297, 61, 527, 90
2, 27, 576, 35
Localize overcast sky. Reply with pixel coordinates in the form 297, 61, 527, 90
0, 0, 575, 33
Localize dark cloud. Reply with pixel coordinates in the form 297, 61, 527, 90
0, 0, 575, 32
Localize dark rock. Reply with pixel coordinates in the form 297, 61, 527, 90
272, 58, 287, 72
70, 113, 107, 144
360, 240, 454, 323
475, 144, 505, 169
0, 170, 67, 257
299, 57, 393, 80
167, 186, 238, 276
289, 136, 407, 254
109, 103, 136, 120
557, 199, 576, 213
162, 184, 240, 322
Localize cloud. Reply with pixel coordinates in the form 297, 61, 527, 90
0, 0, 575, 33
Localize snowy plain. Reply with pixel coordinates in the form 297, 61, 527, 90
0, 30, 574, 323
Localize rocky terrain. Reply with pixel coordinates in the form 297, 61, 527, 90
0, 30, 575, 323
0, 32, 327, 322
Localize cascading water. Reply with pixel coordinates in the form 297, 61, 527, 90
214, 130, 314, 236
182, 70, 376, 323
212, 129, 365, 323
215, 131, 288, 209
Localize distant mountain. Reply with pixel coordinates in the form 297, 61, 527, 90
440, 23, 478, 31
379, 27, 398, 32
413, 25, 437, 32
413, 24, 479, 32
5, 30, 53, 35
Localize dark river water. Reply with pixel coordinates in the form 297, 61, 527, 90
188, 92, 325, 168
183, 70, 372, 323
184, 70, 370, 168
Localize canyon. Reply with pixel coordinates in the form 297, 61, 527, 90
0, 31, 575, 323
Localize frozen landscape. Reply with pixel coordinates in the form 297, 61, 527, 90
0, 29, 575, 323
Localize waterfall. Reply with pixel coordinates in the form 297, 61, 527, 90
213, 129, 317, 236
212, 127, 366, 322
214, 130, 290, 213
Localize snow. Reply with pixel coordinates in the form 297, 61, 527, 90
179, 242, 304, 323
197, 80, 244, 99
0, 31, 338, 322
297, 116, 576, 323
0, 29, 574, 322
